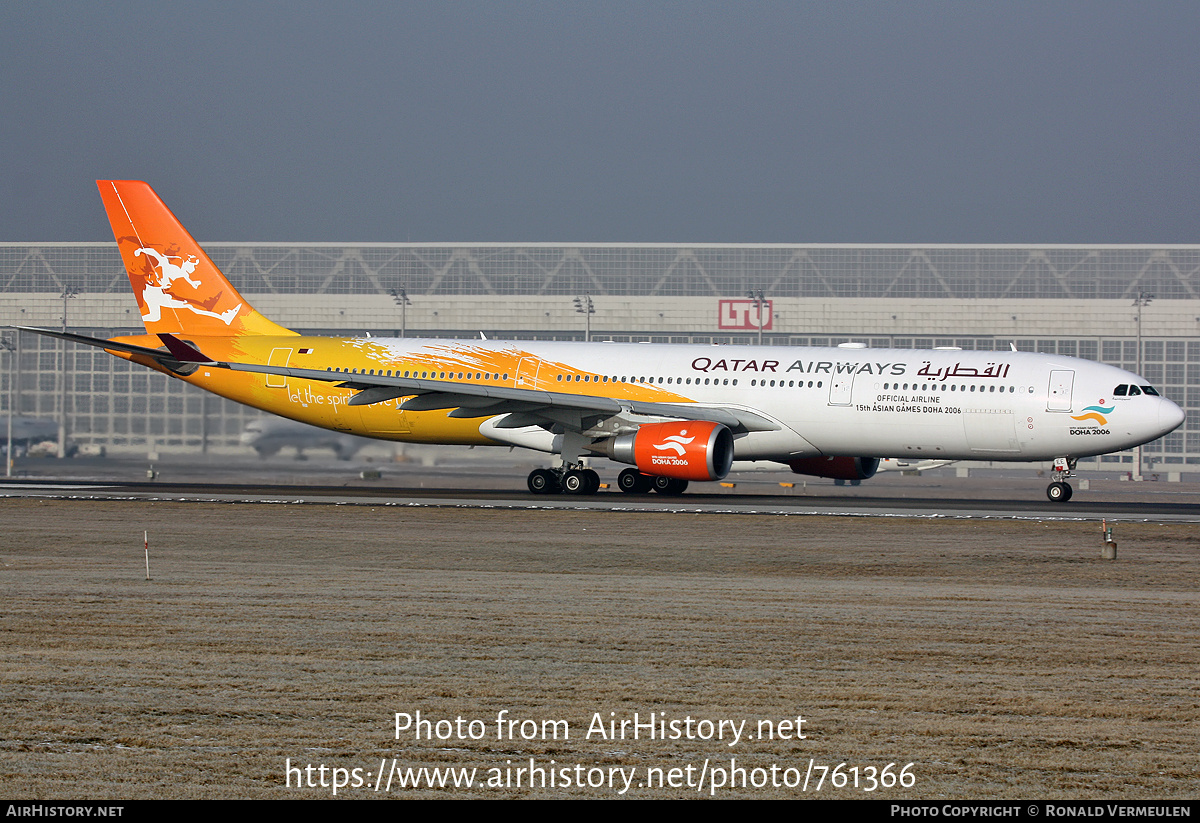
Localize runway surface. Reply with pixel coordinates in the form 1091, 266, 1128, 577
2, 462, 1197, 522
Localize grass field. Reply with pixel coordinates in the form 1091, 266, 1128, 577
2, 499, 1197, 798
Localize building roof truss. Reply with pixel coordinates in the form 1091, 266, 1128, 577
4, 243, 1200, 300
353, 247, 409, 294
1122, 252, 1198, 300
224, 246, 294, 295
649, 250, 719, 296
2, 248, 59, 293
999, 251, 1073, 299
882, 251, 955, 298
530, 249, 605, 296
420, 250, 496, 296
762, 250, 832, 297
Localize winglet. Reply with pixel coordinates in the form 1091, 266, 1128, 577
157, 333, 217, 365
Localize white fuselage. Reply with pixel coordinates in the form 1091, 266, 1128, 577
332, 338, 1183, 463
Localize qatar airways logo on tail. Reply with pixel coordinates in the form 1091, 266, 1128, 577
134, 246, 241, 325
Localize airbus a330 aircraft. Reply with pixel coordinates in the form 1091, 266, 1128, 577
17, 181, 1185, 501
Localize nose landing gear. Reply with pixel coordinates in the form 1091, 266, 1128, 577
1046, 457, 1076, 502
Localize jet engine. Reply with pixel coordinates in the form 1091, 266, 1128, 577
603, 421, 734, 481
787, 456, 880, 481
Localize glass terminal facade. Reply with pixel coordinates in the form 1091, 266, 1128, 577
2, 243, 1197, 467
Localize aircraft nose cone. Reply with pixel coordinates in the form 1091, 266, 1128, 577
1160, 399, 1185, 434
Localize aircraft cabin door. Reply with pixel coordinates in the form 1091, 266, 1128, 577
828, 372, 854, 406
266, 348, 293, 388
1047, 369, 1074, 412
516, 356, 541, 389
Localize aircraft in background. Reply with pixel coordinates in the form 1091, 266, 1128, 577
15, 181, 1185, 501
240, 416, 372, 460
1, 417, 68, 457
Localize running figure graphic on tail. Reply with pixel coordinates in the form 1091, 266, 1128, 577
132, 246, 241, 325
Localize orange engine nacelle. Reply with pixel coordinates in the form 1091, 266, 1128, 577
604, 421, 734, 481
787, 456, 880, 481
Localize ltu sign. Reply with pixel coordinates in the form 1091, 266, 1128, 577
718, 299, 772, 330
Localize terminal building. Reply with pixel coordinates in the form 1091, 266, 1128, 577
2, 242, 1197, 471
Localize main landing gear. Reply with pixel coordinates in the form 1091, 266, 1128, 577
617, 468, 688, 496
1046, 457, 1075, 502
525, 467, 689, 496
527, 466, 600, 495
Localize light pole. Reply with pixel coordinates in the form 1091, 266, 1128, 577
574, 295, 594, 342
1133, 291, 1154, 478
2, 333, 15, 477
746, 289, 765, 347
389, 288, 411, 338
58, 287, 77, 459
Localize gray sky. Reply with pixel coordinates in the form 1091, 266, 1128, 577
2, 1, 1198, 242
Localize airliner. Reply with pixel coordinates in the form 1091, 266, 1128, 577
240, 416, 372, 460
15, 181, 1185, 501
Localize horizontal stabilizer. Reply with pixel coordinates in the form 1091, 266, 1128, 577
13, 326, 190, 366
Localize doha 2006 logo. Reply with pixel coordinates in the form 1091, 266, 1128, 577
1069, 403, 1113, 436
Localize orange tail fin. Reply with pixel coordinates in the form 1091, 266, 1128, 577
96, 180, 295, 337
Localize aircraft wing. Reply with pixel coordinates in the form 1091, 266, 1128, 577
14, 327, 779, 433
218, 354, 779, 433
162, 333, 781, 433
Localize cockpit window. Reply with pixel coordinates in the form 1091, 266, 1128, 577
1113, 383, 1159, 397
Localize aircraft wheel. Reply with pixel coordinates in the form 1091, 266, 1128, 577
583, 469, 601, 494
562, 469, 593, 495
1046, 481, 1072, 502
652, 476, 689, 496
618, 468, 653, 493
528, 468, 559, 495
